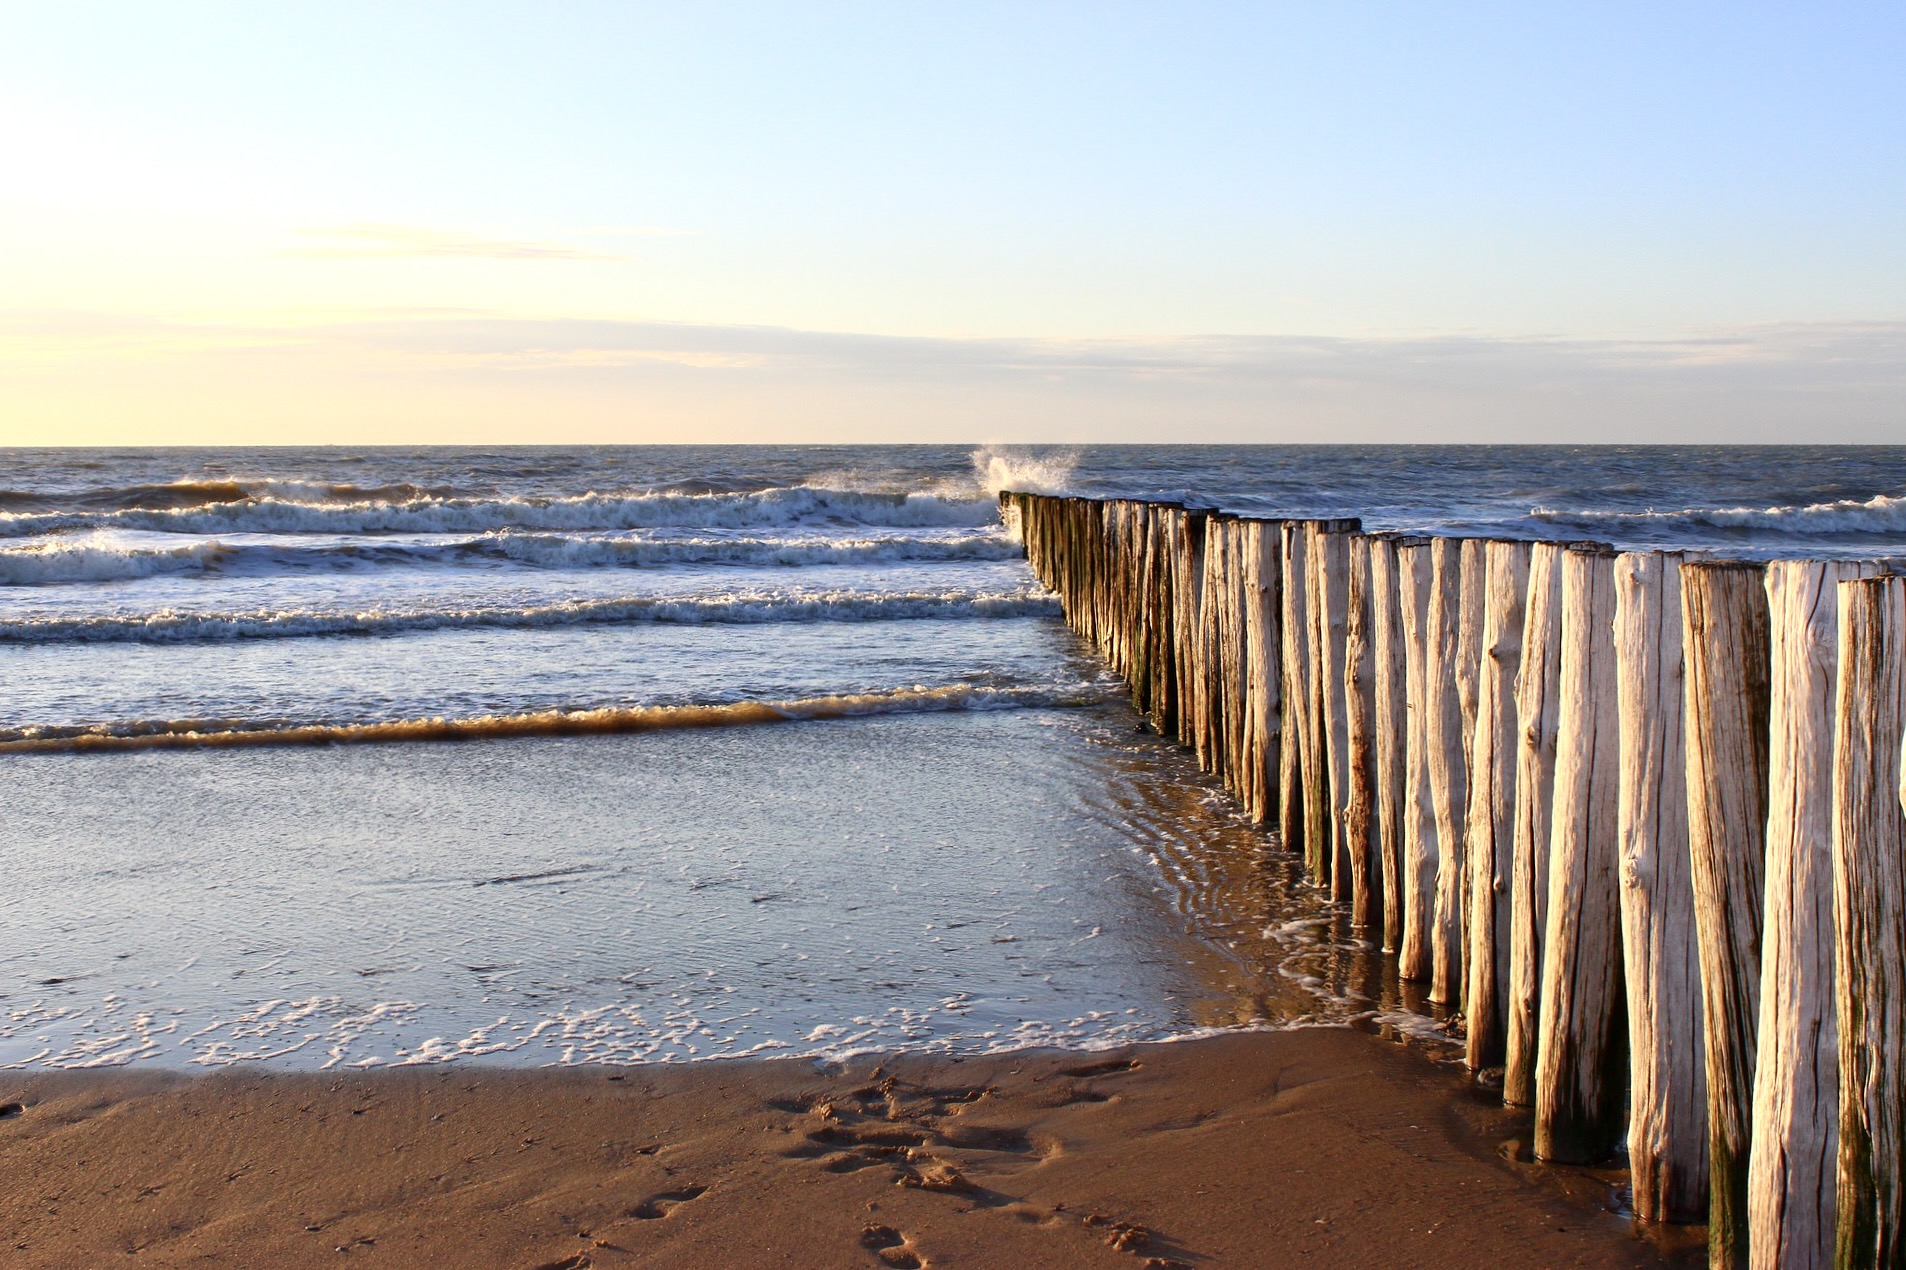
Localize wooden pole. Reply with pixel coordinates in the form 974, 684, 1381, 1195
1314, 521, 1357, 899
1172, 509, 1213, 757
1225, 523, 1253, 797
1454, 537, 1488, 1015
1279, 521, 1311, 855
1750, 561, 1874, 1267
1465, 539, 1532, 1071
1831, 575, 1906, 1270
1304, 523, 1328, 880
1240, 520, 1283, 827
1222, 520, 1248, 791
1151, 499, 1181, 728
1345, 535, 1381, 931
1195, 515, 1227, 774
1398, 539, 1439, 981
1534, 545, 1627, 1164
1505, 541, 1572, 1107
1428, 537, 1472, 1005
1368, 536, 1413, 951
1614, 550, 1708, 1224
1683, 559, 1772, 1269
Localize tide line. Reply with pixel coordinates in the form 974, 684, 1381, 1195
0, 684, 1116, 754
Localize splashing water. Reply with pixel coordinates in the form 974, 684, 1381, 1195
971, 445, 1078, 499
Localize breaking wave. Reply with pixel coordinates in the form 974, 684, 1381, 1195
0, 587, 1063, 644
972, 445, 1078, 498
1531, 491, 1906, 538
0, 683, 1115, 753
0, 530, 1024, 586
0, 485, 1000, 539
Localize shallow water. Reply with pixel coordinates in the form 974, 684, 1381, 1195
4, 443, 1902, 1070
1, 707, 1429, 1070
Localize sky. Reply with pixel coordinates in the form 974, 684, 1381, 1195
2, 2, 1902, 445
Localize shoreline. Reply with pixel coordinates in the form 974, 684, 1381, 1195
1, 1026, 1699, 1268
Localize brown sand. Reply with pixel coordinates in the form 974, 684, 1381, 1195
0, 1027, 1697, 1268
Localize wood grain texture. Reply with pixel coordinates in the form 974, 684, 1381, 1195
1749, 561, 1873, 1268
1614, 551, 1708, 1225
1397, 540, 1440, 982
1505, 541, 1568, 1109
1534, 546, 1627, 1165
1280, 521, 1312, 856
1682, 560, 1771, 1270
1455, 538, 1488, 1016
1831, 577, 1906, 1270
1314, 523, 1356, 900
1465, 540, 1532, 1071
1345, 536, 1381, 931
1371, 535, 1416, 953
1240, 520, 1284, 828
1428, 538, 1474, 1006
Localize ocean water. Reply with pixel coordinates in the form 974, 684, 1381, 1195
4, 444, 1903, 1069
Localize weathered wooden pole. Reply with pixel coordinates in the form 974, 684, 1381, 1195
1465, 538, 1532, 1071
1830, 576, 1906, 1270
1345, 535, 1381, 931
1313, 521, 1358, 898
1240, 520, 1283, 827
1194, 514, 1227, 775
1397, 539, 1439, 981
1682, 559, 1772, 1269
1454, 536, 1488, 1015
1174, 508, 1216, 759
1428, 537, 1472, 1005
1505, 540, 1570, 1108
1150, 502, 1185, 735
1534, 545, 1627, 1163
1749, 561, 1874, 1268
1370, 535, 1417, 953
1614, 550, 1708, 1224
1226, 524, 1254, 797
1211, 515, 1249, 792
1304, 524, 1332, 881
1279, 521, 1312, 855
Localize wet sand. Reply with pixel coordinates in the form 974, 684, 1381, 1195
0, 1027, 1696, 1268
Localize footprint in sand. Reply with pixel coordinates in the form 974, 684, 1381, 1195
1059, 1058, 1141, 1079
626, 1184, 708, 1220
524, 1255, 592, 1270
858, 1223, 927, 1268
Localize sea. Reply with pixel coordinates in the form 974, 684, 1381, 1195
5, 444, 1904, 1071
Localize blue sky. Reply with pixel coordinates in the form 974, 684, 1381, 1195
2, 2, 1901, 441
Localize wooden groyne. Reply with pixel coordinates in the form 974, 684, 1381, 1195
1005, 491, 1906, 1269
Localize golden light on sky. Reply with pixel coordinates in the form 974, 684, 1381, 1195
3, 4, 1901, 444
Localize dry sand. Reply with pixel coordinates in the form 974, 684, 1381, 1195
0, 1027, 1699, 1268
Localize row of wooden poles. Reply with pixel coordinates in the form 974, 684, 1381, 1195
1003, 491, 1906, 1270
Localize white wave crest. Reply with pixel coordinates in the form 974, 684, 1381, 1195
0, 681, 1118, 752
0, 587, 1063, 643
1532, 491, 1906, 536
0, 536, 233, 585
478, 530, 1022, 570
971, 445, 1078, 498
0, 530, 1024, 584
0, 485, 1000, 539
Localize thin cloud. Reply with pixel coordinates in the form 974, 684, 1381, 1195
6, 311, 1901, 442
286, 223, 626, 262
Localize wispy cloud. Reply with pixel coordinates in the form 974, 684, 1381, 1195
286, 223, 626, 262
5, 311, 1902, 443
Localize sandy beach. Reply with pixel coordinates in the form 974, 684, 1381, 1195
0, 1026, 1696, 1268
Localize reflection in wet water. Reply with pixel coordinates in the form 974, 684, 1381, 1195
1061, 710, 1458, 1054
3, 701, 1457, 1072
